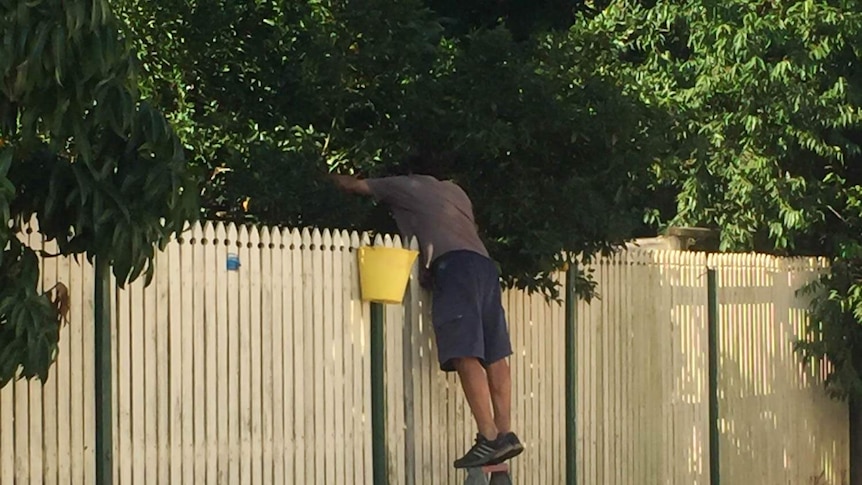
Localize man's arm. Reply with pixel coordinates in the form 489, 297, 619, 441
330, 174, 372, 196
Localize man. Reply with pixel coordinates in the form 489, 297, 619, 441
330, 157, 524, 468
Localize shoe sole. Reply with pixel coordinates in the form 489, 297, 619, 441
453, 448, 515, 469
487, 444, 524, 465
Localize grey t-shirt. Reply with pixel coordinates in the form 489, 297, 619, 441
365, 175, 489, 267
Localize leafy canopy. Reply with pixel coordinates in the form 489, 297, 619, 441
0, 0, 197, 387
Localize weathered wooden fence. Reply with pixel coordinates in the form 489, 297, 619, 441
0, 222, 850, 484
0, 228, 96, 485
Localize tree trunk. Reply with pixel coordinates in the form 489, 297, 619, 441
851, 397, 862, 485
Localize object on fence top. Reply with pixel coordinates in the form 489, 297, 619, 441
357, 246, 419, 304
226, 253, 240, 271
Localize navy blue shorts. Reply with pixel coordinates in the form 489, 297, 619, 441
430, 250, 513, 372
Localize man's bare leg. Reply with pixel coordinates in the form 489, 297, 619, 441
486, 358, 511, 434
453, 357, 498, 440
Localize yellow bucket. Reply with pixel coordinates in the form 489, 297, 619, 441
357, 246, 419, 304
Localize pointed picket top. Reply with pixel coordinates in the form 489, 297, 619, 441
300, 228, 313, 251
214, 221, 227, 239
227, 221, 239, 246
322, 229, 333, 250
283, 228, 297, 251
350, 231, 361, 249
235, 225, 247, 253
372, 233, 384, 247
312, 228, 323, 250
392, 234, 403, 249
331, 229, 344, 250
248, 223, 260, 246
270, 225, 282, 249
202, 221, 216, 250
288, 227, 301, 242
382, 233, 394, 248
407, 236, 419, 251
260, 225, 271, 248
190, 220, 203, 239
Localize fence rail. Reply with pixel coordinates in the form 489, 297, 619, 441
0, 222, 850, 484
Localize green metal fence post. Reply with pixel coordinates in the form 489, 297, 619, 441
707, 268, 720, 485
94, 258, 113, 485
565, 264, 578, 485
371, 302, 388, 485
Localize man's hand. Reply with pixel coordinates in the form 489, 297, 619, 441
329, 174, 372, 195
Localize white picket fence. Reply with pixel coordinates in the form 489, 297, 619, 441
0, 228, 96, 485
0, 222, 850, 484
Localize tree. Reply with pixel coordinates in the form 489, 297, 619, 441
425, 0, 587, 40
0, 0, 198, 387
569, 0, 862, 473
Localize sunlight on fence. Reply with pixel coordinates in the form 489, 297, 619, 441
0, 222, 849, 484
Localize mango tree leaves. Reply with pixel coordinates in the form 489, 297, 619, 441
0, 0, 198, 387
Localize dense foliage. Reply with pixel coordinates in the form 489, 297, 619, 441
0, 0, 197, 386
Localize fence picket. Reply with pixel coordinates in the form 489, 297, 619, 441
40, 237, 59, 485
322, 229, 336, 485
203, 222, 219, 483
249, 226, 263, 485
332, 230, 346, 485
226, 223, 240, 484
130, 240, 145, 485
260, 226, 274, 485
270, 227, 285, 485
191, 224, 207, 483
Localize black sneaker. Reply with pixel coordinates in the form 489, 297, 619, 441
488, 432, 524, 464
453, 433, 508, 469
